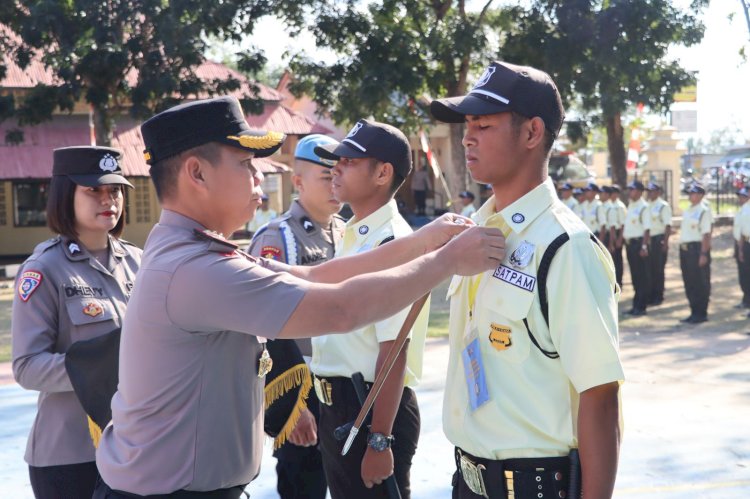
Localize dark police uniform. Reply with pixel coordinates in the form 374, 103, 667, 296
430, 61, 624, 499
679, 183, 713, 323
249, 199, 344, 499
11, 147, 140, 499
94, 97, 298, 498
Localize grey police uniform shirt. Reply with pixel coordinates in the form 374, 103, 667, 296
247, 199, 345, 356
11, 235, 141, 467
96, 209, 309, 495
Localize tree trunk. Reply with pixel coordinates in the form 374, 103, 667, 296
605, 112, 627, 192
446, 122, 467, 204
93, 104, 114, 147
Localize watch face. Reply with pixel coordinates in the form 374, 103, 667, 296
368, 432, 392, 451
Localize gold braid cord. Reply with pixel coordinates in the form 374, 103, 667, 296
88, 416, 103, 448
227, 132, 284, 150
264, 363, 313, 449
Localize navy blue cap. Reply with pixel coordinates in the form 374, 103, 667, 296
141, 96, 285, 165
687, 182, 706, 194
646, 182, 661, 191
458, 190, 475, 200
601, 185, 613, 194
573, 188, 584, 195
583, 182, 599, 192
627, 180, 645, 191
610, 184, 621, 193
294, 134, 337, 167
559, 182, 573, 191
53, 146, 133, 188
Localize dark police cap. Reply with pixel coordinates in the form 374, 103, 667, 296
610, 184, 621, 193
314, 119, 412, 178
141, 96, 285, 165
430, 61, 565, 136
559, 182, 573, 191
627, 180, 645, 191
53, 146, 133, 188
687, 182, 706, 194
646, 182, 661, 191
601, 185, 613, 194
572, 187, 584, 195
583, 182, 599, 192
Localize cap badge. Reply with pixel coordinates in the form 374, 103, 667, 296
68, 242, 81, 254
18, 270, 43, 302
99, 154, 118, 172
302, 218, 315, 233
511, 213, 525, 224
82, 301, 104, 318
227, 131, 284, 150
509, 240, 535, 268
346, 122, 363, 138
473, 66, 496, 90
359, 225, 369, 235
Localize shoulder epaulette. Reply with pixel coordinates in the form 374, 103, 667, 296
193, 229, 239, 253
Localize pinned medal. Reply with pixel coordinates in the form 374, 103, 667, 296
82, 302, 104, 317
509, 240, 535, 268
258, 346, 273, 378
358, 225, 369, 235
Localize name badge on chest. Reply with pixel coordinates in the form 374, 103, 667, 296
461, 332, 490, 411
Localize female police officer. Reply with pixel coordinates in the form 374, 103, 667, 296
11, 146, 141, 499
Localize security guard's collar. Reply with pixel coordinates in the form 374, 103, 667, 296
345, 200, 400, 242
474, 177, 556, 234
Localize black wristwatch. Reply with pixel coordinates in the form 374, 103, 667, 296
367, 432, 395, 452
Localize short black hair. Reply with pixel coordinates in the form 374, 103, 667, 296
150, 142, 223, 201
46, 175, 125, 239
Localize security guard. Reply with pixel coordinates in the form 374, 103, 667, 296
572, 187, 585, 218
733, 187, 750, 310
246, 194, 277, 233
623, 180, 651, 316
599, 185, 613, 242
582, 182, 605, 237
559, 182, 578, 212
248, 134, 346, 499
607, 184, 626, 288
431, 61, 624, 499
93, 96, 505, 498
12, 146, 140, 499
645, 182, 672, 306
310, 119, 429, 499
679, 182, 713, 324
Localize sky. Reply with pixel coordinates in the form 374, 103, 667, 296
243, 1, 750, 144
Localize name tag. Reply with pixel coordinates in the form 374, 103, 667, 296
461, 338, 490, 411
492, 265, 536, 292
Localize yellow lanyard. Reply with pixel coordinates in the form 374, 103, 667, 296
467, 215, 512, 319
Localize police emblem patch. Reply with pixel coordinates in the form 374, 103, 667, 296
509, 240, 535, 268
511, 213, 525, 224
489, 323, 512, 351
473, 66, 496, 89
261, 246, 282, 260
359, 225, 369, 235
82, 302, 104, 317
68, 242, 81, 254
99, 153, 118, 172
18, 271, 43, 302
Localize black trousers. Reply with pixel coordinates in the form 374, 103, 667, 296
29, 461, 98, 499
680, 242, 711, 319
413, 190, 427, 215
92, 476, 246, 499
649, 234, 668, 303
626, 237, 651, 311
273, 396, 327, 499
317, 378, 420, 499
608, 229, 623, 288
735, 240, 750, 306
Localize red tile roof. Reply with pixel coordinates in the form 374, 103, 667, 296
246, 102, 333, 135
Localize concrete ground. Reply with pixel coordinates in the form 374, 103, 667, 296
2, 225, 750, 498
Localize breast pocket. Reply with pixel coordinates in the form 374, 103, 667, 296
65, 299, 117, 341
478, 272, 535, 364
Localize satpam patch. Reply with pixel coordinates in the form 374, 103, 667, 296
489, 323, 512, 351
82, 302, 104, 318
261, 246, 282, 260
18, 271, 43, 302
492, 265, 536, 292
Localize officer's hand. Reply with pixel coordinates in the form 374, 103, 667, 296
444, 226, 505, 276
417, 213, 476, 253
699, 254, 708, 267
639, 247, 648, 258
288, 408, 317, 447
361, 447, 394, 488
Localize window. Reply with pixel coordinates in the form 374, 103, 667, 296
13, 181, 49, 227
0, 183, 7, 226
131, 177, 152, 223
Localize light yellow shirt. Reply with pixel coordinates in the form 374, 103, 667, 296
310, 200, 429, 387
623, 198, 650, 239
460, 204, 477, 219
599, 200, 612, 232
563, 197, 578, 212
735, 202, 750, 240
443, 178, 624, 460
607, 199, 627, 229
583, 198, 603, 233
679, 202, 713, 243
247, 208, 277, 233
648, 198, 672, 237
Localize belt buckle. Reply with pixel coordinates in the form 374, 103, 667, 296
680, 243, 689, 251
313, 377, 332, 406
458, 451, 489, 499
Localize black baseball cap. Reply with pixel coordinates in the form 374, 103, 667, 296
646, 182, 661, 191
573, 188, 584, 195
601, 185, 613, 194
141, 96, 285, 165
53, 146, 133, 188
627, 180, 645, 191
559, 182, 573, 191
430, 61, 565, 136
458, 190, 475, 200
583, 182, 600, 192
687, 183, 706, 194
314, 119, 412, 178
610, 184, 622, 193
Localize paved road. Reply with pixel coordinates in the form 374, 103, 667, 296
2, 329, 750, 498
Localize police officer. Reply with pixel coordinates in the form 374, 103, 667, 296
733, 187, 750, 310
607, 184, 626, 288
248, 134, 346, 499
12, 146, 140, 499
623, 180, 651, 316
645, 182, 672, 306
93, 96, 505, 498
310, 119, 429, 499
431, 61, 624, 499
679, 182, 713, 324
582, 182, 605, 237
559, 182, 578, 212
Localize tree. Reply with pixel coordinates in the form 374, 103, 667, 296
289, 0, 511, 196
501, 0, 708, 188
0, 1, 308, 146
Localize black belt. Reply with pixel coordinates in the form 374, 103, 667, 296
680, 241, 701, 251
625, 236, 643, 245
454, 447, 570, 499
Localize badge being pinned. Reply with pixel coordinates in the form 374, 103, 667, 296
82, 302, 103, 317
18, 271, 43, 302
509, 240, 535, 268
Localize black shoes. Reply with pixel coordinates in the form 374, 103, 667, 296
627, 308, 647, 316
680, 315, 708, 324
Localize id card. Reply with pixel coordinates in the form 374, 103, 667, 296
461, 337, 490, 411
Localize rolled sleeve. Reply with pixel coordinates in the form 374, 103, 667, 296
548, 235, 625, 393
